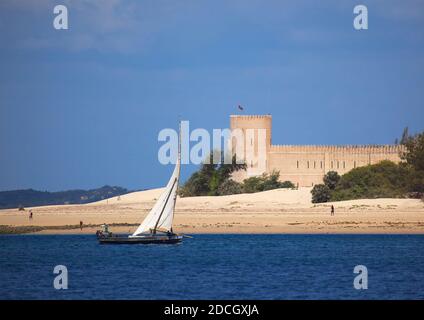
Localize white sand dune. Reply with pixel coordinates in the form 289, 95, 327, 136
91, 187, 420, 210
179, 187, 312, 208
1, 187, 423, 234
89, 188, 164, 205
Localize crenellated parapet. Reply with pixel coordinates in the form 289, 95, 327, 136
270, 144, 405, 154
230, 114, 272, 120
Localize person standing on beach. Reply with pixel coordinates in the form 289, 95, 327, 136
80, 221, 83, 230
29, 210, 33, 219
331, 205, 335, 216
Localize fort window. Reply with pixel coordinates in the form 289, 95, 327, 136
331, 161, 333, 168
343, 161, 346, 169
307, 161, 309, 169
297, 161, 299, 169
320, 161, 323, 169
314, 161, 316, 169
337, 161, 339, 169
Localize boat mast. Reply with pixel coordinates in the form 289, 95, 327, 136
152, 178, 177, 234
171, 121, 181, 233
151, 121, 181, 235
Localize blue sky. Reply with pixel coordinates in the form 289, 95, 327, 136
0, 0, 423, 191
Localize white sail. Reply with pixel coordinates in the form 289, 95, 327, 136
130, 127, 181, 237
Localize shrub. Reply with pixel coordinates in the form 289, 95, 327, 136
243, 171, 295, 193
243, 176, 264, 193
402, 132, 424, 172
311, 184, 331, 203
178, 172, 210, 197
262, 171, 282, 191
327, 160, 424, 201
280, 180, 296, 189
217, 180, 243, 196
323, 171, 340, 190
179, 151, 247, 197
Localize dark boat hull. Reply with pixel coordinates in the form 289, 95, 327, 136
98, 234, 183, 244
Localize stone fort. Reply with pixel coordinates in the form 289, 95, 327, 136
230, 114, 404, 187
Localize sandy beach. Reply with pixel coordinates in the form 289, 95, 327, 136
1, 187, 423, 234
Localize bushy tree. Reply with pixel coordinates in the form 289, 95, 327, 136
179, 151, 246, 197
280, 180, 296, 189
243, 171, 294, 193
178, 171, 210, 197
331, 160, 418, 201
402, 132, 424, 172
262, 171, 282, 191
400, 127, 409, 145
311, 184, 331, 203
217, 153, 247, 181
310, 128, 424, 202
217, 179, 243, 196
243, 176, 264, 193
323, 171, 340, 190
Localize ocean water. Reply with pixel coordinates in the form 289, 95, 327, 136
0, 234, 423, 300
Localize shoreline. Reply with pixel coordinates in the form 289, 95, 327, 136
1, 188, 423, 235
3, 231, 424, 235
2, 221, 424, 235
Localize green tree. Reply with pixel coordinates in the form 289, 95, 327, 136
217, 153, 247, 181
208, 171, 220, 196
243, 176, 264, 193
179, 151, 246, 197
323, 171, 341, 190
400, 127, 409, 145
311, 184, 331, 203
178, 171, 210, 197
243, 171, 294, 193
262, 170, 282, 191
217, 179, 243, 195
402, 132, 424, 172
280, 181, 295, 189
331, 160, 417, 201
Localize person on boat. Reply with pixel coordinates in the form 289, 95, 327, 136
331, 205, 335, 216
101, 223, 112, 236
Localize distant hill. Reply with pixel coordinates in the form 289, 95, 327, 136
0, 185, 130, 209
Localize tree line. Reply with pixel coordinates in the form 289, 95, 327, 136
311, 129, 424, 203
178, 153, 294, 197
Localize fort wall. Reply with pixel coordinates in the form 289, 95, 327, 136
230, 115, 404, 187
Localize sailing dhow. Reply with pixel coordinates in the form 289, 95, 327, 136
97, 124, 183, 244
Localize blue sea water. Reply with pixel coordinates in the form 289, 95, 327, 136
0, 234, 423, 300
